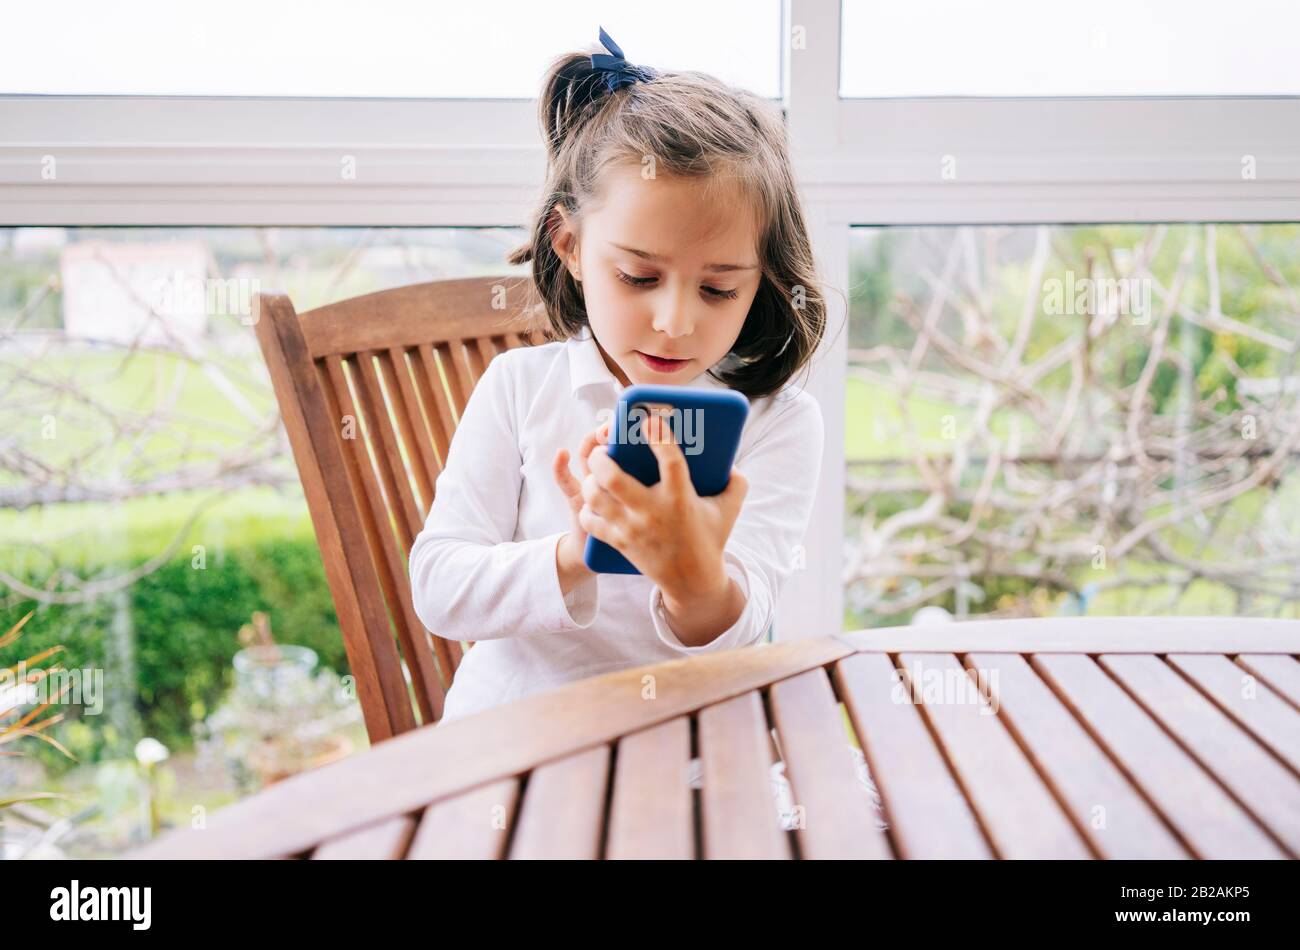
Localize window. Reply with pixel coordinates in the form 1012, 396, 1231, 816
841, 0, 1300, 97
846, 222, 1300, 625
2, 0, 782, 98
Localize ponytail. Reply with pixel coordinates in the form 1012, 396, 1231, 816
508, 50, 619, 271
540, 53, 613, 159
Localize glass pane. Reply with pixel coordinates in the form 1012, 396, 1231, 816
847, 223, 1300, 627
3, 0, 781, 98
0, 226, 524, 855
841, 0, 1300, 97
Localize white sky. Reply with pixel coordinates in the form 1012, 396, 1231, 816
2, 0, 1296, 98
841, 0, 1300, 96
0, 0, 782, 97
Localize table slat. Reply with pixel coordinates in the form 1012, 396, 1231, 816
310, 815, 416, 859
407, 778, 519, 859
1235, 654, 1300, 712
130, 637, 851, 860
833, 653, 992, 858
897, 653, 1091, 858
1033, 654, 1285, 858
838, 617, 1300, 653
1100, 654, 1300, 856
606, 717, 695, 860
1166, 654, 1300, 775
768, 669, 893, 859
967, 652, 1186, 859
509, 746, 610, 859
698, 691, 791, 859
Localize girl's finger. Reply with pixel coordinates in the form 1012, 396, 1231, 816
577, 425, 607, 478
578, 503, 621, 546
588, 446, 651, 507
646, 414, 691, 495
580, 472, 621, 519
553, 448, 580, 498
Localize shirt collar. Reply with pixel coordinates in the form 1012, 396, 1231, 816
566, 327, 732, 395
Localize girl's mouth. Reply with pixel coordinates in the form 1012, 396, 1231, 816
636, 350, 691, 373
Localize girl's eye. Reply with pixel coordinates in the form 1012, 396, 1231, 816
615, 269, 740, 301
615, 269, 656, 288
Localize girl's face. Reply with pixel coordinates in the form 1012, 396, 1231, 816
550, 165, 762, 388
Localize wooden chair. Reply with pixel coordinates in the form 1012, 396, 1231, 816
253, 276, 552, 744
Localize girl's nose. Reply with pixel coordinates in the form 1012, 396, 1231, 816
651, 292, 695, 338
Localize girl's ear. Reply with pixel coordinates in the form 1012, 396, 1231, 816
547, 202, 582, 282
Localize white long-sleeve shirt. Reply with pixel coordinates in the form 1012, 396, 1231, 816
409, 326, 825, 724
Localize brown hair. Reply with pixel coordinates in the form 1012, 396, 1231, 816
508, 45, 827, 400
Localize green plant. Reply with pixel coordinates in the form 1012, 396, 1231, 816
2, 536, 345, 775
0, 611, 73, 811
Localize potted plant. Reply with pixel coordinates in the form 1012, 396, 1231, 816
195, 612, 358, 792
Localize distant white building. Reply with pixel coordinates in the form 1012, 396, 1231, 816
60, 241, 210, 346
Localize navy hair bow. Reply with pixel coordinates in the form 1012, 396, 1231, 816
590, 26, 656, 92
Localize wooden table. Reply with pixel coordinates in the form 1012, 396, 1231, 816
131, 617, 1300, 859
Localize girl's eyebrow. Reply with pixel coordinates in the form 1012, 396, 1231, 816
610, 241, 757, 273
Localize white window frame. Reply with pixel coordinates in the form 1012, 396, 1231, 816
2, 0, 1298, 638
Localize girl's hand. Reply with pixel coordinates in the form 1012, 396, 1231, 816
579, 413, 748, 601
551, 420, 610, 581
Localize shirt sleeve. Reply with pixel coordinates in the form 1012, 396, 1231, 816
648, 389, 825, 654
408, 355, 600, 642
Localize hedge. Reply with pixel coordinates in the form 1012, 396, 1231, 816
1, 537, 345, 775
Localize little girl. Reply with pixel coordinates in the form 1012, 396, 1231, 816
409, 29, 885, 830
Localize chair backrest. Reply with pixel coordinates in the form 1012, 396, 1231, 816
253, 276, 552, 743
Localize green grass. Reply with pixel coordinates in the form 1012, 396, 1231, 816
0, 486, 314, 575
0, 350, 274, 488
845, 376, 1036, 460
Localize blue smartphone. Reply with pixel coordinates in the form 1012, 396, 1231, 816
583, 383, 749, 575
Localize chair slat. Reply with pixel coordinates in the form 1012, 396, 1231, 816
1100, 654, 1300, 856
509, 746, 610, 859
407, 778, 520, 859
413, 343, 458, 463
350, 351, 425, 545
437, 340, 474, 418
322, 356, 446, 723
606, 717, 695, 860
381, 347, 437, 513
832, 653, 991, 858
768, 668, 892, 859
1033, 654, 1284, 858
897, 652, 1090, 858
311, 814, 416, 859
1236, 654, 1300, 711
966, 652, 1186, 859
464, 337, 488, 382
697, 691, 791, 859
298, 275, 540, 358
